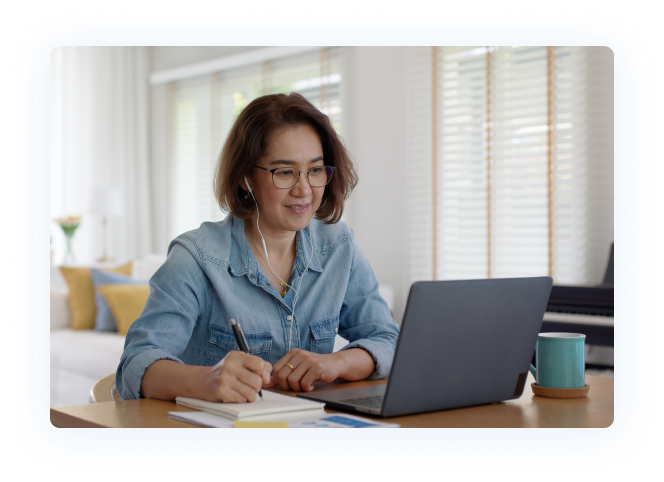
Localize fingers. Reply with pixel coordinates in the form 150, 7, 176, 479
271, 349, 297, 377
262, 375, 278, 389
261, 361, 277, 388
222, 384, 255, 403
262, 361, 273, 384
300, 365, 325, 392
270, 350, 340, 392
214, 349, 341, 399
216, 351, 268, 402
273, 350, 299, 391
238, 351, 269, 376
283, 361, 308, 392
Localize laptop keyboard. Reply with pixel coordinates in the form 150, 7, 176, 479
340, 395, 384, 409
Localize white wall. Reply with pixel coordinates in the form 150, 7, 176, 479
151, 47, 264, 72
340, 47, 409, 324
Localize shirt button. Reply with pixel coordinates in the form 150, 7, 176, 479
266, 282, 270, 287
250, 274, 255, 279
334, 327, 338, 333
287, 315, 292, 321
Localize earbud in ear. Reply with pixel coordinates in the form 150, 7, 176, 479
244, 176, 252, 193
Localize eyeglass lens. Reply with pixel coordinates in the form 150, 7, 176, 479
272, 166, 334, 188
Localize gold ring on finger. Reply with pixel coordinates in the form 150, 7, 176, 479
286, 363, 296, 371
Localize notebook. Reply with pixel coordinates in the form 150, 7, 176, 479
299, 277, 553, 417
175, 390, 325, 421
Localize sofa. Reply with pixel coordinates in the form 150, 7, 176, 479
49, 255, 166, 407
50, 254, 375, 407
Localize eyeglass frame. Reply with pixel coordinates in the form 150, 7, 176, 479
253, 165, 336, 189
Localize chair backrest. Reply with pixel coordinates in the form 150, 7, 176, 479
89, 373, 122, 403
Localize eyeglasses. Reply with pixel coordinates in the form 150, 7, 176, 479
254, 165, 336, 189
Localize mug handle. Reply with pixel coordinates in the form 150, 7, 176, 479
529, 364, 537, 380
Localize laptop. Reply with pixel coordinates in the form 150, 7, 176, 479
298, 277, 553, 418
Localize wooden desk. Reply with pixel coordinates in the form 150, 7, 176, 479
51, 373, 613, 428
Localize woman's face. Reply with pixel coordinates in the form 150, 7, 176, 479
247, 124, 325, 235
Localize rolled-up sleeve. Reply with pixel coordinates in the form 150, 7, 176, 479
338, 230, 400, 379
115, 238, 211, 400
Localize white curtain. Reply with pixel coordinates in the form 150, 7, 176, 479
50, 47, 152, 265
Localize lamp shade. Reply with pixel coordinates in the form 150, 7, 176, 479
88, 187, 124, 217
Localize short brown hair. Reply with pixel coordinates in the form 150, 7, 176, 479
213, 92, 357, 224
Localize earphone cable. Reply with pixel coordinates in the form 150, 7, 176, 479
247, 188, 315, 351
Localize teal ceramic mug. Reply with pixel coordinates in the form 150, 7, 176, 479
529, 333, 586, 388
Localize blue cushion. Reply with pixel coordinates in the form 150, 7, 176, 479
91, 268, 147, 332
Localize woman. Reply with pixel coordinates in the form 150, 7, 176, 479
116, 92, 399, 402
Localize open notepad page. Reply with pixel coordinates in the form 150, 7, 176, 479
175, 390, 325, 421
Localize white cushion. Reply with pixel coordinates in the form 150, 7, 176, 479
378, 285, 395, 312
50, 265, 67, 290
50, 329, 126, 381
133, 254, 167, 281
51, 369, 99, 407
50, 288, 71, 330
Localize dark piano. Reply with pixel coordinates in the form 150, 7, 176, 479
542, 284, 614, 347
538, 244, 614, 369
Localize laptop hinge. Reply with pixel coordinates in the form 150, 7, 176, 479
514, 372, 529, 397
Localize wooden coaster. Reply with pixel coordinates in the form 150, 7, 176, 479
531, 383, 590, 399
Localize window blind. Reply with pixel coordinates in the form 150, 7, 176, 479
408, 46, 612, 286
165, 48, 342, 243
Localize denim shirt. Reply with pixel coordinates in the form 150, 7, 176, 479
116, 215, 400, 400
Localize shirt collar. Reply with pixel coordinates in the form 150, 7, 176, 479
229, 216, 322, 276
295, 223, 323, 273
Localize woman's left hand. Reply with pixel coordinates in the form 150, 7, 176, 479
264, 349, 345, 392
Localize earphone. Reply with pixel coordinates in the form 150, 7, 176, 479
244, 175, 315, 351
245, 177, 269, 261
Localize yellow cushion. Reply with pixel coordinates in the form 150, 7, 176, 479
59, 263, 133, 330
96, 284, 151, 336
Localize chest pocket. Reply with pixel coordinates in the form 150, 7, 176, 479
206, 324, 273, 366
309, 315, 340, 354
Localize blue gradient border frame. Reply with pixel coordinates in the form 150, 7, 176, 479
8, 9, 656, 474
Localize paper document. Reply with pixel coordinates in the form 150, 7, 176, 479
286, 413, 400, 428
169, 410, 400, 428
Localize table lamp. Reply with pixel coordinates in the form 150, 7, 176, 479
88, 187, 124, 262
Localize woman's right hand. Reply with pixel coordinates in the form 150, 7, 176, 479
201, 351, 272, 403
